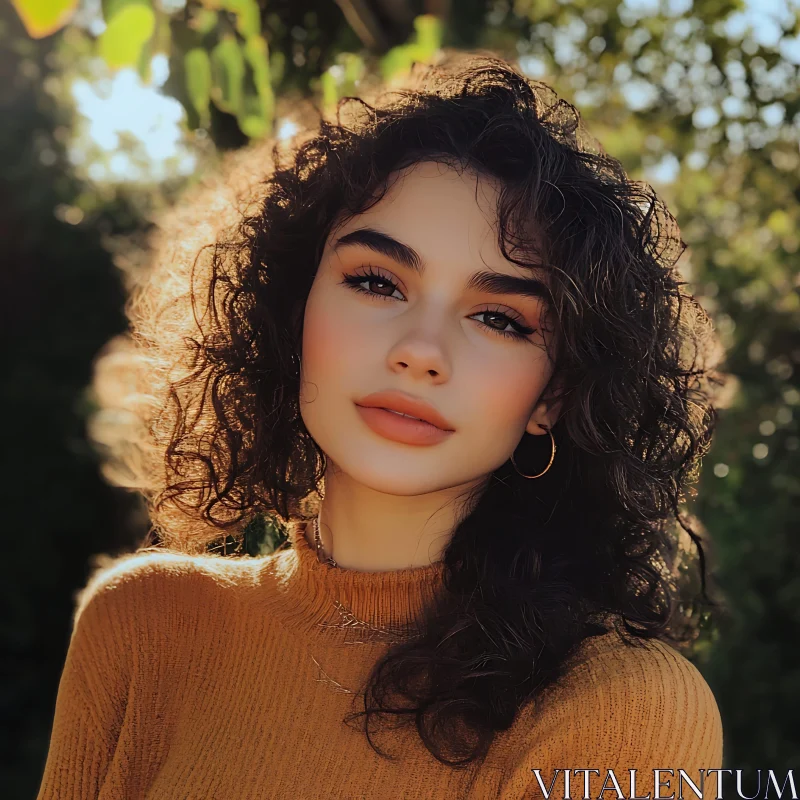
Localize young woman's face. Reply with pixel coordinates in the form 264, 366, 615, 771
299, 160, 559, 496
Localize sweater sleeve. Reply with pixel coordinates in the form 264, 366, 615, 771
36, 553, 161, 799
502, 636, 724, 800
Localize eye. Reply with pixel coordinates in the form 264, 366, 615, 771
473, 309, 536, 341
339, 266, 537, 342
340, 267, 403, 301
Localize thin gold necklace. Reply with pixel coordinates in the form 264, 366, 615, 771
312, 516, 339, 567
310, 517, 422, 644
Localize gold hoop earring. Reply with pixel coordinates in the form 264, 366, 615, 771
510, 426, 556, 479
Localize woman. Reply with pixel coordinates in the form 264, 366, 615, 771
38, 53, 724, 799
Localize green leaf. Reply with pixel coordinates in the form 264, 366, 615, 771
185, 47, 212, 126
318, 53, 365, 113
232, 0, 261, 38
204, 0, 260, 37
10, 0, 79, 38
243, 35, 269, 88
320, 70, 338, 111
243, 34, 275, 134
342, 52, 365, 94
190, 8, 218, 36
243, 513, 287, 557
97, 2, 156, 70
238, 109, 269, 138
379, 14, 442, 81
101, 0, 126, 18
413, 13, 442, 55
210, 36, 245, 116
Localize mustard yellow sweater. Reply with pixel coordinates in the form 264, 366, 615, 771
38, 521, 723, 799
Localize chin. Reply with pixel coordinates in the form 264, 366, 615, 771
334, 448, 483, 497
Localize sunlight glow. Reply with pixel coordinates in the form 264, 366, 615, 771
68, 58, 196, 184
277, 119, 299, 141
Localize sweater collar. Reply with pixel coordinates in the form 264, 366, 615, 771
272, 520, 447, 646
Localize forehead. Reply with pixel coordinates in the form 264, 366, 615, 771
330, 160, 509, 270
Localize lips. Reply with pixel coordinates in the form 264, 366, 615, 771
355, 390, 455, 431
355, 405, 454, 446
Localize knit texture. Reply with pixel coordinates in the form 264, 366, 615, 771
38, 521, 723, 799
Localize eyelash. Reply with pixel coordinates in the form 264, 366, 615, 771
340, 266, 537, 342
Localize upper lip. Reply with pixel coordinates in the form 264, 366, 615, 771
355, 390, 455, 431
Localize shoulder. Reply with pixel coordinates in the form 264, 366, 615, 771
60, 548, 285, 700
72, 548, 269, 640
564, 627, 720, 712
506, 627, 723, 770
558, 628, 721, 739
77, 550, 207, 613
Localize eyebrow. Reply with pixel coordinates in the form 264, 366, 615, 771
333, 227, 552, 304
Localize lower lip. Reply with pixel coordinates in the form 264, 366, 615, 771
355, 405, 453, 446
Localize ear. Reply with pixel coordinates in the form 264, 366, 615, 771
524, 374, 565, 436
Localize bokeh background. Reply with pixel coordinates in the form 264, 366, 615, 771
3, 0, 799, 796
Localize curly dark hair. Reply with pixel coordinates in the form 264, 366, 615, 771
89, 51, 725, 769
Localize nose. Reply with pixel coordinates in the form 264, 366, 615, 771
387, 333, 451, 382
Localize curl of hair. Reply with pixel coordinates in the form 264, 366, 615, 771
89, 52, 727, 768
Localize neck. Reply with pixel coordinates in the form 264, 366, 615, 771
306, 465, 486, 571
282, 520, 448, 645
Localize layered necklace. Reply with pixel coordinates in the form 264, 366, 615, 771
309, 517, 426, 644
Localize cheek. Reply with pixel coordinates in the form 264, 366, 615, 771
467, 351, 546, 429
304, 287, 352, 357
300, 283, 366, 402
302, 306, 338, 375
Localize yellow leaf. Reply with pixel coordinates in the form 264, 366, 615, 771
10, 0, 80, 39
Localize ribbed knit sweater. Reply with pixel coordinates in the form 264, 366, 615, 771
38, 521, 723, 799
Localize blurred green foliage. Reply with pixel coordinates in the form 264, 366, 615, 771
12, 0, 442, 138
3, 0, 800, 796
